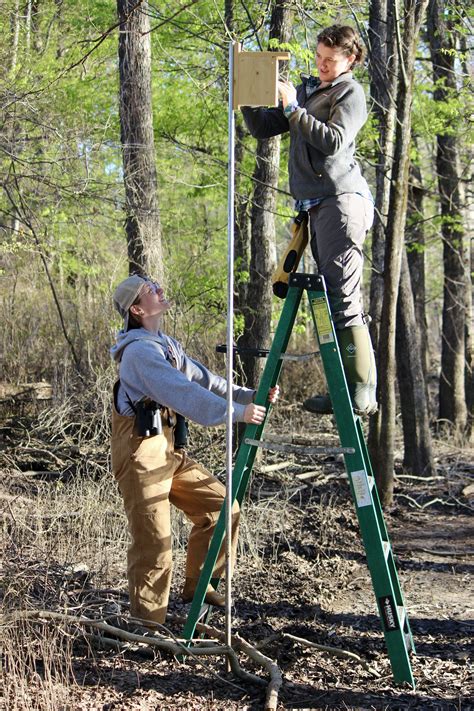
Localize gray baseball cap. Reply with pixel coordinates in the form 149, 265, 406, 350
113, 275, 147, 329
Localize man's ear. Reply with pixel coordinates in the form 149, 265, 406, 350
130, 304, 143, 317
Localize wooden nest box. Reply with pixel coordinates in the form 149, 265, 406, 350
233, 42, 291, 110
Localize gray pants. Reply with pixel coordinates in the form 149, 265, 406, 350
309, 193, 374, 329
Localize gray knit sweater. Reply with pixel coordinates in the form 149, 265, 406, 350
110, 328, 254, 427
241, 72, 370, 200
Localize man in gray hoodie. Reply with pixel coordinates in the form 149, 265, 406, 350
110, 274, 278, 624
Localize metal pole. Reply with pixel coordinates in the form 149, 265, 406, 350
225, 40, 235, 653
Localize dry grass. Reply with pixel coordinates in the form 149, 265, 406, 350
1, 618, 77, 711
1, 365, 330, 711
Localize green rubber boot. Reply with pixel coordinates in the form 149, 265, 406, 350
303, 324, 377, 416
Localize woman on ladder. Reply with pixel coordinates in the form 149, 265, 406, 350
241, 24, 376, 416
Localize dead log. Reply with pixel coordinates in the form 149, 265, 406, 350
0, 381, 53, 402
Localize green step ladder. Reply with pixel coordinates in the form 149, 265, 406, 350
181, 272, 416, 688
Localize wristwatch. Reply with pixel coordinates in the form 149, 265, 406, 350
284, 101, 299, 117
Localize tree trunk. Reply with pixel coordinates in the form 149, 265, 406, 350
427, 0, 468, 435
406, 161, 430, 379
233, 118, 251, 321
239, 138, 280, 388
459, 32, 474, 440
366, 0, 398, 461
117, 0, 164, 280
396, 248, 436, 475
224, 0, 251, 334
238, 0, 293, 388
10, 0, 20, 74
376, 0, 429, 505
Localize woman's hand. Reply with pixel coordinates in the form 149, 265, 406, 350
243, 403, 267, 424
244, 385, 280, 423
268, 385, 280, 404
278, 80, 297, 108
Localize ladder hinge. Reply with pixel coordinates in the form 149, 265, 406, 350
289, 272, 326, 291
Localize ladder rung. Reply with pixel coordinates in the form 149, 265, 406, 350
244, 438, 354, 456
367, 475, 375, 490
382, 540, 391, 559
263, 432, 339, 446
280, 351, 320, 361
404, 631, 413, 652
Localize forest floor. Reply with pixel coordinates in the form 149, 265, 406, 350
1, 396, 473, 710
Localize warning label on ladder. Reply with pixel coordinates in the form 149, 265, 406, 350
311, 297, 334, 344
351, 470, 371, 507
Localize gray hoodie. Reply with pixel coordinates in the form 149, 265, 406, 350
110, 328, 255, 426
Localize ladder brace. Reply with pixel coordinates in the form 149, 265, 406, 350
244, 438, 355, 456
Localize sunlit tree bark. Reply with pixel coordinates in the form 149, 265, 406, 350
238, 0, 293, 388
427, 0, 469, 435
375, 0, 429, 505
117, 0, 164, 279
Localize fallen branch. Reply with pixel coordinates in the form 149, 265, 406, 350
395, 474, 444, 481
170, 615, 282, 711
3, 611, 247, 691
295, 471, 345, 485
3, 610, 266, 695
399, 546, 474, 557
395, 493, 456, 509
282, 633, 380, 677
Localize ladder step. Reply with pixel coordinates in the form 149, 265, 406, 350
280, 351, 319, 361
244, 438, 354, 456
382, 540, 391, 559
216, 345, 320, 361
263, 432, 340, 446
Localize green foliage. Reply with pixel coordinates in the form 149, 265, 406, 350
413, 80, 472, 139
268, 38, 314, 78
0, 0, 470, 386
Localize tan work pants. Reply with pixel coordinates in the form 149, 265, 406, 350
111, 402, 240, 623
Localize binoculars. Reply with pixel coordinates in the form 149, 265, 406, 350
136, 400, 188, 449
136, 400, 162, 437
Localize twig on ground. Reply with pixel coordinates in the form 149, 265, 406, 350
256, 631, 380, 677
259, 460, 293, 473
396, 494, 457, 509
170, 614, 282, 711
